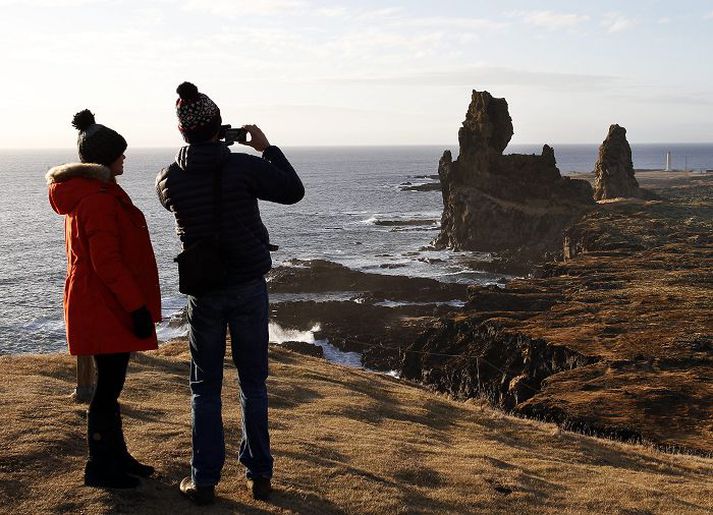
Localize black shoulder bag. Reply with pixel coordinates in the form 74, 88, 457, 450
173, 167, 227, 296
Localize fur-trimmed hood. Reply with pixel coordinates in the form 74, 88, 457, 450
47, 162, 116, 215
45, 162, 112, 185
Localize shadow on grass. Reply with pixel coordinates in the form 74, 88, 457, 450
294, 369, 467, 432
277, 448, 470, 513
98, 474, 349, 515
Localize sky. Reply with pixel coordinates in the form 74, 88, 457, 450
1, 0, 712, 148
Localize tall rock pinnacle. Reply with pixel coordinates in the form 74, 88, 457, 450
593, 124, 641, 200
434, 90, 595, 261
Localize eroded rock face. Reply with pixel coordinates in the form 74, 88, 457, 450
400, 318, 596, 410
435, 90, 595, 259
593, 124, 641, 200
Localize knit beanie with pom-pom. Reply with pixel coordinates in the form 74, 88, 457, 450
175, 82, 222, 143
72, 110, 127, 166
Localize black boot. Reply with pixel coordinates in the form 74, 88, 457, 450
84, 410, 140, 489
113, 408, 154, 478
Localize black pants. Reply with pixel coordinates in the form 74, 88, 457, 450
89, 352, 130, 414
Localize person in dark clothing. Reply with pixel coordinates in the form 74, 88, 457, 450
156, 82, 304, 504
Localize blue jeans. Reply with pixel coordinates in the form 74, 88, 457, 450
186, 277, 273, 486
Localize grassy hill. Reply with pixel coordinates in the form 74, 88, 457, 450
1, 342, 712, 514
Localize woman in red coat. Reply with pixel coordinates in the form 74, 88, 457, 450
47, 110, 162, 489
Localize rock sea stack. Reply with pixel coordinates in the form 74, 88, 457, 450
593, 124, 641, 200
434, 90, 595, 260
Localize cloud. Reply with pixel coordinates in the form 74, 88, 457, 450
314, 6, 403, 22
356, 7, 403, 20
181, 0, 306, 16
316, 6, 349, 18
602, 13, 637, 33
513, 10, 590, 29
327, 65, 619, 91
705, 11, 713, 20
313, 6, 504, 31
390, 16, 507, 31
0, 0, 101, 5
611, 93, 712, 106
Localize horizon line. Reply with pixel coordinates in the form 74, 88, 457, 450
2, 141, 713, 151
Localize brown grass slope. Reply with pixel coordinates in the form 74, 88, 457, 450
517, 173, 713, 454
1, 343, 713, 514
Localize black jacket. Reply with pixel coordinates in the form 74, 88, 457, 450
156, 142, 304, 285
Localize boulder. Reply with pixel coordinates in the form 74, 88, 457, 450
434, 90, 595, 260
277, 340, 325, 358
593, 124, 641, 200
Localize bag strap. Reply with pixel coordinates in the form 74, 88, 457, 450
212, 165, 223, 241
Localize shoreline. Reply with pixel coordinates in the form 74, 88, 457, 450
2, 168, 708, 354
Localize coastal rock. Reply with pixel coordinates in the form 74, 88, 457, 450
399, 182, 441, 192
269, 299, 460, 371
434, 90, 595, 261
277, 340, 325, 358
593, 124, 641, 200
268, 259, 467, 302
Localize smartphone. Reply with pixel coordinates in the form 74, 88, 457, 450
219, 125, 248, 146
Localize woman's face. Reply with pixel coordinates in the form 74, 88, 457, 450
109, 154, 125, 176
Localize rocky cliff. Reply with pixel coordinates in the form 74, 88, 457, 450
593, 124, 641, 200
403, 173, 713, 455
434, 90, 594, 262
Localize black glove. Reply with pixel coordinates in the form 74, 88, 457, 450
130, 306, 154, 339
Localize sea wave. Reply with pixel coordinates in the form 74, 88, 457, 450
269, 322, 362, 368
356, 211, 443, 226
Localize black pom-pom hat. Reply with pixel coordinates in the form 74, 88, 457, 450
72, 109, 127, 167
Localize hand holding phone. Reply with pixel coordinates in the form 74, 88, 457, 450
241, 125, 270, 153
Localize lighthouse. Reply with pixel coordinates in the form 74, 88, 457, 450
665, 151, 672, 171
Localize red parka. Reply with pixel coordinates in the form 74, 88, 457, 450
46, 162, 161, 355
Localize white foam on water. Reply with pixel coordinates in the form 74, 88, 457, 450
374, 300, 467, 309
156, 321, 188, 341
21, 317, 65, 334
355, 210, 443, 226
315, 340, 363, 368
276, 259, 311, 269
269, 292, 358, 303
399, 181, 432, 188
155, 295, 189, 342
359, 215, 379, 225
269, 322, 363, 368
269, 322, 320, 344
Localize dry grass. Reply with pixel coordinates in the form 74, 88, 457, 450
478, 175, 713, 454
1, 342, 712, 514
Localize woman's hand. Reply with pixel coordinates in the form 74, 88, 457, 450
130, 306, 154, 339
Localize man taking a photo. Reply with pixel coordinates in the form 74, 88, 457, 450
156, 82, 305, 505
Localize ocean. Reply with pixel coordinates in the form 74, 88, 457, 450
2, 143, 712, 355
